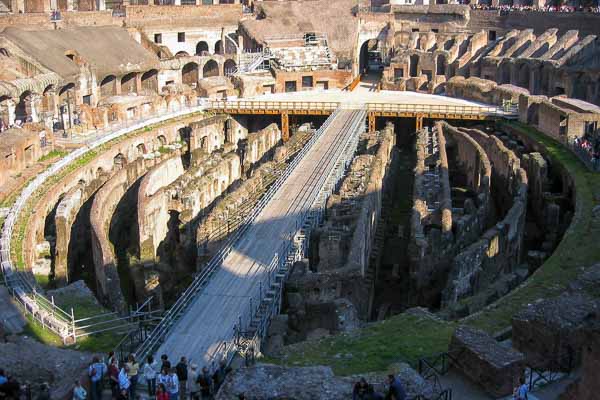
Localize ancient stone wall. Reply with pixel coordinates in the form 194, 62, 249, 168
285, 125, 395, 337
442, 125, 527, 309
449, 325, 525, 398
90, 156, 160, 313
21, 115, 200, 285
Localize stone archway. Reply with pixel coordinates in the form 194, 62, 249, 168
214, 40, 223, 55
409, 54, 419, 78
141, 69, 159, 94
203, 59, 219, 78
100, 75, 117, 98
224, 59, 237, 76
196, 41, 209, 55
121, 72, 137, 94
182, 62, 199, 87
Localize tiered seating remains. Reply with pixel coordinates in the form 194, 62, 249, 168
270, 46, 333, 71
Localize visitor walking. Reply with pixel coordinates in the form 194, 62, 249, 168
156, 384, 169, 400
108, 358, 120, 399
188, 364, 200, 400
118, 365, 131, 398
144, 356, 159, 397
158, 367, 170, 387
211, 360, 230, 393
88, 356, 106, 400
166, 368, 180, 400
197, 367, 212, 400
514, 377, 529, 400
126, 354, 140, 400
175, 357, 188, 399
73, 381, 87, 400
386, 374, 406, 400
161, 355, 171, 371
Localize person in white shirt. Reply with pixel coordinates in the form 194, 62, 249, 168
166, 368, 180, 400
187, 364, 200, 400
144, 355, 159, 397
118, 366, 131, 392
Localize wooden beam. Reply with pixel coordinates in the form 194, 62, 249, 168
368, 112, 376, 133
282, 112, 289, 141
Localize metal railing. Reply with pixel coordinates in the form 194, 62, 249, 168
205, 99, 517, 118
0, 102, 205, 343
134, 108, 344, 365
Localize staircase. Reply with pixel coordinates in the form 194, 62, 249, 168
235, 50, 272, 75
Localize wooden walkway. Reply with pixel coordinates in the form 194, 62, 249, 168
156, 110, 365, 366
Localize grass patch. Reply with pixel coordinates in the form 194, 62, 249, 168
465, 121, 600, 333
270, 121, 600, 375
38, 149, 69, 163
268, 314, 455, 376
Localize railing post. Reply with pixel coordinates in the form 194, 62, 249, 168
71, 307, 76, 344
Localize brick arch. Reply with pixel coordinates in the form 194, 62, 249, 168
203, 59, 219, 78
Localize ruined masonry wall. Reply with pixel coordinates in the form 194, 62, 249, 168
443, 126, 528, 307
90, 157, 161, 313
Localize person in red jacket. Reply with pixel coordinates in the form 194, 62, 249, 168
156, 384, 169, 400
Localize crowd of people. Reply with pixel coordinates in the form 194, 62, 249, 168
470, 3, 600, 13
81, 352, 232, 400
573, 135, 600, 170
352, 375, 408, 400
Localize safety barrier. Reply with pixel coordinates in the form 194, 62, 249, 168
135, 109, 344, 365
0, 102, 205, 343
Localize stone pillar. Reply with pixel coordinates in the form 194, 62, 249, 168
281, 112, 289, 141
30, 94, 42, 123
220, 28, 226, 55
97, 0, 105, 10
174, 0, 181, 5
238, 34, 244, 56
368, 112, 376, 133
6, 99, 16, 126
213, 0, 219, 4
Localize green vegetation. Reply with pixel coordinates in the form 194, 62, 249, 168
466, 121, 600, 333
268, 121, 600, 375
38, 149, 69, 163
268, 314, 455, 376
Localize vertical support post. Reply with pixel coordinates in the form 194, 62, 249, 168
416, 114, 424, 131
368, 112, 376, 133
281, 112, 289, 142
71, 307, 76, 344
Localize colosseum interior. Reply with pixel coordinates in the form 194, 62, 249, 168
0, 0, 599, 398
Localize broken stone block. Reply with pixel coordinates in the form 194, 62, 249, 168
32, 258, 51, 276
449, 325, 525, 398
512, 293, 600, 370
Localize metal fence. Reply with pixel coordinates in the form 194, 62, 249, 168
206, 99, 517, 118
0, 102, 205, 343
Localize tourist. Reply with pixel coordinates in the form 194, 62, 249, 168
386, 374, 406, 400
353, 377, 370, 400
166, 368, 180, 400
118, 364, 131, 396
158, 367, 170, 387
109, 358, 120, 399
0, 369, 7, 385
126, 354, 140, 400
188, 364, 200, 400
107, 351, 116, 365
161, 355, 172, 371
212, 360, 230, 393
197, 367, 212, 399
514, 377, 529, 400
0, 374, 21, 399
88, 356, 106, 400
36, 383, 51, 400
175, 357, 188, 399
156, 384, 169, 400
73, 380, 87, 400
144, 355, 159, 397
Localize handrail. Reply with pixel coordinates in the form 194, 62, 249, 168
135, 109, 343, 363
0, 102, 205, 343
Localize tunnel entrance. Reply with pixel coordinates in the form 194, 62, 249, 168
67, 191, 98, 292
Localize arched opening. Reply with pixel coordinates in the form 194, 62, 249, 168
121, 73, 137, 94
214, 40, 223, 55
141, 69, 158, 94
175, 51, 190, 58
41, 85, 56, 116
203, 60, 219, 78
225, 34, 237, 54
15, 90, 33, 123
436, 55, 446, 76
196, 41, 209, 56
0, 48, 10, 57
100, 75, 117, 98
517, 64, 530, 90
224, 59, 237, 76
499, 63, 511, 85
182, 62, 199, 87
409, 54, 419, 78
157, 135, 167, 147
113, 153, 127, 170
136, 143, 146, 157
571, 74, 588, 100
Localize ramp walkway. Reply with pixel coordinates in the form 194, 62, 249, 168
137, 108, 367, 367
